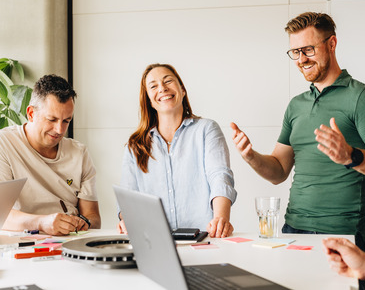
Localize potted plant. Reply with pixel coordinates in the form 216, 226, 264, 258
0, 58, 33, 129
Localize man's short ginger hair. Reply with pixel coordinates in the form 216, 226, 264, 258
285, 12, 336, 37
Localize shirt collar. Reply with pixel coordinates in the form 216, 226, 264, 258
150, 118, 195, 136
310, 69, 351, 93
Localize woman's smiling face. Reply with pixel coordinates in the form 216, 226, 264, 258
145, 66, 186, 115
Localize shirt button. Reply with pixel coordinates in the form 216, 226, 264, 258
169, 189, 172, 193
170, 209, 174, 212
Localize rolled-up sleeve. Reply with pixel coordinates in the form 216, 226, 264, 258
78, 147, 98, 201
117, 146, 139, 215
120, 146, 139, 191
204, 120, 237, 207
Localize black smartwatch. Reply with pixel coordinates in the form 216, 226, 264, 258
344, 147, 364, 169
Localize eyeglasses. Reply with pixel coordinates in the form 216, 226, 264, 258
286, 35, 332, 60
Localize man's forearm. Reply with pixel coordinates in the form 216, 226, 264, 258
247, 151, 290, 185
2, 209, 42, 232
87, 213, 101, 229
78, 200, 101, 229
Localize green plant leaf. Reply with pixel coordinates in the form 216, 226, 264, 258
20, 87, 32, 117
0, 58, 12, 78
0, 70, 13, 106
0, 103, 6, 113
0, 116, 9, 129
0, 58, 32, 128
3, 65, 12, 78
0, 62, 9, 70
13, 61, 24, 81
11, 85, 27, 113
0, 81, 8, 105
6, 108, 22, 125
0, 70, 14, 86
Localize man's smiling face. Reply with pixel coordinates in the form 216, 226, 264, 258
289, 26, 331, 84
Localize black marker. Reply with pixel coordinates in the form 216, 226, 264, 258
60, 200, 68, 215
60, 200, 78, 233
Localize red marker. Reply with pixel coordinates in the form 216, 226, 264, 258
14, 250, 62, 259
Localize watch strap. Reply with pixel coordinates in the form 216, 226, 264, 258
78, 214, 91, 228
345, 162, 358, 169
345, 147, 364, 169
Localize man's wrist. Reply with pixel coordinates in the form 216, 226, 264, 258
244, 150, 255, 163
78, 214, 91, 228
344, 146, 354, 165
344, 147, 364, 169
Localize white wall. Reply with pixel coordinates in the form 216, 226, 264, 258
0, 0, 68, 86
331, 0, 365, 84
72, 0, 364, 233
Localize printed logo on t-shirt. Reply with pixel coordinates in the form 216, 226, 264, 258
67, 179, 73, 186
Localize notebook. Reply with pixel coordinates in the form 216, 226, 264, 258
0, 178, 27, 228
113, 186, 289, 290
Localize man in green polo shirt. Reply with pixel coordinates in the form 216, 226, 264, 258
231, 12, 365, 249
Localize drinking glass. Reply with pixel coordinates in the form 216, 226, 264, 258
255, 197, 280, 238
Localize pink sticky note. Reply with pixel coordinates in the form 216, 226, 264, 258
21, 234, 52, 240
286, 245, 313, 251
191, 244, 219, 250
43, 238, 65, 243
223, 237, 253, 243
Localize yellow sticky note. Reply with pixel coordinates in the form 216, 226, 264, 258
252, 241, 286, 249
69, 231, 88, 236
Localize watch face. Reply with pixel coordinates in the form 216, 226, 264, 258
352, 148, 364, 165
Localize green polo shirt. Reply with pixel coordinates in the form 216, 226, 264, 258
278, 70, 365, 236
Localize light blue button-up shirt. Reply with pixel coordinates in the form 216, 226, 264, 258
120, 118, 237, 230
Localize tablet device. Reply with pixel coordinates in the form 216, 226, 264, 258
172, 228, 200, 240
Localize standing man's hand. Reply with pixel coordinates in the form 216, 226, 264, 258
315, 118, 353, 165
230, 122, 254, 162
230, 122, 295, 185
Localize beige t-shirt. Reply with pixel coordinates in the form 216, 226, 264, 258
0, 125, 97, 215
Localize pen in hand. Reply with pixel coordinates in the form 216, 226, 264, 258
60, 200, 78, 233
60, 200, 68, 215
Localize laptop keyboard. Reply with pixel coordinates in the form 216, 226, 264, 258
184, 266, 241, 290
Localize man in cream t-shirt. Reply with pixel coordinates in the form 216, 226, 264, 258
0, 74, 101, 235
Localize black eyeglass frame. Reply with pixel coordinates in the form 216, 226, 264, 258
286, 35, 333, 60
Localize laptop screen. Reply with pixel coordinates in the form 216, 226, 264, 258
0, 178, 27, 228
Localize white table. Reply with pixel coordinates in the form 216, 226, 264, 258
0, 230, 358, 290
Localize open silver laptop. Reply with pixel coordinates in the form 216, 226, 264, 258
0, 178, 27, 228
113, 185, 289, 290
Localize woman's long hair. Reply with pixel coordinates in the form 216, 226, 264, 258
128, 63, 198, 173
